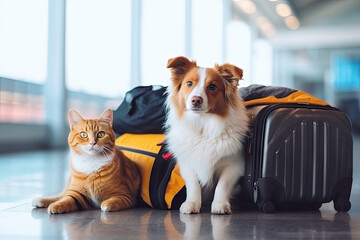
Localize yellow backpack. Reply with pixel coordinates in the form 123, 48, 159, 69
115, 133, 185, 209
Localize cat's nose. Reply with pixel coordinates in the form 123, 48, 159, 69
90, 142, 96, 147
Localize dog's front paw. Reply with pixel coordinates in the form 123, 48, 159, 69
180, 201, 201, 214
211, 201, 232, 214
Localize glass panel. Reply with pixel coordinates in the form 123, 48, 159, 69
66, 0, 131, 117
0, 0, 48, 82
141, 0, 185, 87
192, 0, 223, 67
0, 0, 47, 123
0, 78, 45, 123
252, 39, 273, 86
226, 21, 252, 86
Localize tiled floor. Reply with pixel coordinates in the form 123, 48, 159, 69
0, 138, 359, 240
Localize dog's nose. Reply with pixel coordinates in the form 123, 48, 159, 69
191, 96, 203, 108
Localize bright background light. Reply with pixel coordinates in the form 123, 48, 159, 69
0, 0, 48, 83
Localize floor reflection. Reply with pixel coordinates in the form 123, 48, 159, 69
30, 208, 236, 240
27, 206, 356, 240
31, 208, 184, 240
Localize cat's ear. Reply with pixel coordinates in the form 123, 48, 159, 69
98, 109, 113, 127
68, 110, 84, 128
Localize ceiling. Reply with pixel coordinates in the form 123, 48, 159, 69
232, 0, 360, 49
289, 0, 360, 27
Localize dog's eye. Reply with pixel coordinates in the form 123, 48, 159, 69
187, 81, 193, 87
208, 84, 217, 91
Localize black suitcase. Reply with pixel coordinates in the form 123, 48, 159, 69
242, 103, 353, 213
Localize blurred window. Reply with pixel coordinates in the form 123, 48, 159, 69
252, 39, 273, 86
66, 0, 131, 116
192, 0, 223, 67
0, 0, 48, 123
141, 0, 186, 87
225, 21, 252, 86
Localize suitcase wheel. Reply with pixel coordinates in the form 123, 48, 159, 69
334, 199, 351, 212
259, 200, 275, 213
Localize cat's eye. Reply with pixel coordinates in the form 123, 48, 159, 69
80, 132, 88, 138
187, 81, 193, 87
97, 131, 105, 138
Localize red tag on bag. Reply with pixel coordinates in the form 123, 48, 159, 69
162, 152, 173, 161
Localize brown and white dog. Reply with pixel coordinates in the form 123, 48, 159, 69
165, 56, 249, 214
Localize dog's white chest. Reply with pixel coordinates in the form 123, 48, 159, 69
169, 122, 240, 184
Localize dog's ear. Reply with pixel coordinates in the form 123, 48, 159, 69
167, 56, 197, 76
215, 63, 243, 87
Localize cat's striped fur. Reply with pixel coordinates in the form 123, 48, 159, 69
33, 109, 140, 214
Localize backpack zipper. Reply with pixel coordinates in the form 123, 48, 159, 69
157, 156, 178, 209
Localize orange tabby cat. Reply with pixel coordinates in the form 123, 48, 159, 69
32, 109, 140, 214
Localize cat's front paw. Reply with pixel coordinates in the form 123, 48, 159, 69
101, 201, 121, 212
48, 202, 65, 214
180, 201, 201, 214
211, 201, 232, 214
47, 202, 76, 214
33, 197, 57, 208
32, 196, 61, 208
32, 198, 47, 208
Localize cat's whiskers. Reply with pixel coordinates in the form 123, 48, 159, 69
101, 146, 115, 160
